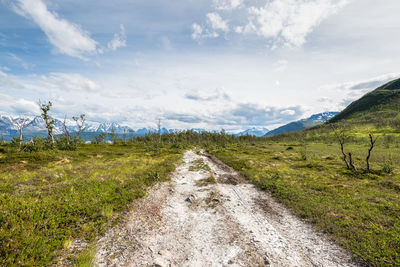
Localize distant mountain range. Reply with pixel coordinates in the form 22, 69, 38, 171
0, 115, 209, 140
264, 112, 338, 137
235, 127, 270, 137
0, 111, 339, 140
0, 115, 132, 135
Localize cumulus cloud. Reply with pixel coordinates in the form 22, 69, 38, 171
193, 0, 350, 47
12, 0, 98, 60
191, 24, 203, 40
108, 24, 127, 51
244, 0, 349, 47
191, 12, 228, 40
207, 13, 229, 32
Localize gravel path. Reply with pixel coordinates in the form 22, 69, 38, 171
94, 150, 357, 267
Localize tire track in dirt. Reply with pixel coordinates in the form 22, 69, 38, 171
94, 150, 358, 267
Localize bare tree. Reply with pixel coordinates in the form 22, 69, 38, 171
11, 117, 30, 146
62, 115, 71, 142
38, 101, 55, 144
123, 128, 127, 144
326, 121, 351, 170
72, 114, 86, 138
157, 119, 161, 143
366, 133, 378, 173
321, 113, 356, 171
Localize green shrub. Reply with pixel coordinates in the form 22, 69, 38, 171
382, 162, 393, 174
56, 136, 79, 151
20, 137, 52, 152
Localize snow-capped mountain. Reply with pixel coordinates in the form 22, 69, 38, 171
0, 115, 14, 130
23, 116, 65, 135
236, 127, 270, 137
0, 115, 134, 136
96, 122, 132, 134
307, 112, 338, 122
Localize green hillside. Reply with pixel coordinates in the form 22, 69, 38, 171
265, 120, 319, 137
267, 78, 400, 143
330, 78, 400, 126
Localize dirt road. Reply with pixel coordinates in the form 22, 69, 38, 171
94, 150, 357, 266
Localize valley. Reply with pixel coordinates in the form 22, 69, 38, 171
1, 79, 400, 266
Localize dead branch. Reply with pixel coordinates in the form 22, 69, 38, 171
11, 117, 30, 146
348, 152, 357, 172
63, 115, 71, 142
366, 133, 377, 173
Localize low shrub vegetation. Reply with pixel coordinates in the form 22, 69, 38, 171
0, 143, 183, 266
209, 142, 400, 266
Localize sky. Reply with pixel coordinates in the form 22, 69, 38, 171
0, 0, 399, 131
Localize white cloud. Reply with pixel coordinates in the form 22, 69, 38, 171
280, 109, 295, 116
11, 99, 41, 115
244, 0, 350, 47
194, 0, 350, 47
213, 0, 243, 10
12, 0, 98, 59
40, 73, 100, 92
325, 73, 400, 92
8, 53, 30, 69
0, 65, 10, 72
191, 13, 228, 40
191, 23, 203, 40
191, 22, 219, 40
184, 88, 231, 102
318, 72, 400, 111
207, 12, 229, 32
108, 24, 127, 51
0, 70, 24, 89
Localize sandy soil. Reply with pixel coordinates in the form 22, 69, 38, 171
94, 150, 358, 267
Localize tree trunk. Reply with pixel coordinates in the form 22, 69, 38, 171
348, 152, 357, 172
340, 143, 350, 169
366, 133, 377, 173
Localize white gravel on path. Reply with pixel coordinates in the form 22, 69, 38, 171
94, 150, 358, 267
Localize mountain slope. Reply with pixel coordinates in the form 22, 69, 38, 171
330, 78, 400, 123
265, 112, 338, 137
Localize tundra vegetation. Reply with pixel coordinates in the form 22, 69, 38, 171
1, 85, 400, 266
1, 128, 399, 266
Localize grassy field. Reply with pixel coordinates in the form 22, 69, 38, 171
0, 143, 183, 266
208, 141, 400, 266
